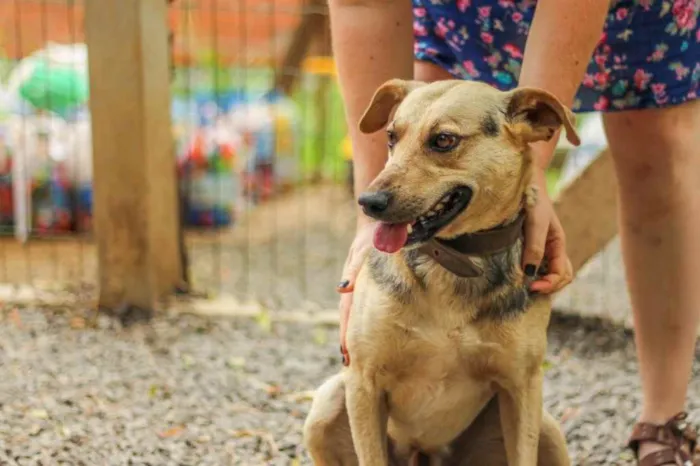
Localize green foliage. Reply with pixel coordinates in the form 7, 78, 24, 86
292, 73, 347, 183
171, 64, 349, 182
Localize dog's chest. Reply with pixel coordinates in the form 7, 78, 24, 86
381, 323, 498, 451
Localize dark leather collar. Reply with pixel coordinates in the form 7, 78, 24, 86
417, 210, 526, 278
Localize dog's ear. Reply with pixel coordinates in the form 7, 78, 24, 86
359, 79, 423, 134
504, 87, 581, 146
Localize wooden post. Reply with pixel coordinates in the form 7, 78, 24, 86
274, 0, 328, 95
554, 149, 619, 274
85, 0, 182, 316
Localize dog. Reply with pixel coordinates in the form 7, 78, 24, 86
303, 79, 580, 466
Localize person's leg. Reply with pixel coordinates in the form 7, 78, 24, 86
414, 60, 454, 83
603, 100, 700, 460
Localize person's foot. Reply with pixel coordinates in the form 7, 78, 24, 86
637, 440, 694, 465
628, 413, 699, 466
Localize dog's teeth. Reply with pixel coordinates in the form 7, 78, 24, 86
407, 224, 413, 234
435, 202, 445, 211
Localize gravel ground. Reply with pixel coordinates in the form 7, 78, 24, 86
1, 306, 698, 466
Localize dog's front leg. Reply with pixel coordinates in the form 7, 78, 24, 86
345, 372, 389, 466
497, 369, 544, 466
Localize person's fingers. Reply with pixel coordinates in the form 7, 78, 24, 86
553, 257, 574, 291
338, 244, 370, 366
545, 218, 572, 292
337, 283, 352, 293
529, 229, 572, 294
336, 248, 355, 365
337, 235, 373, 366
337, 242, 372, 294
522, 204, 548, 279
530, 265, 571, 293
338, 292, 352, 366
529, 276, 555, 293
336, 249, 356, 293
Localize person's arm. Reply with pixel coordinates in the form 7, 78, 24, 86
518, 0, 609, 171
517, 0, 609, 288
328, 0, 414, 227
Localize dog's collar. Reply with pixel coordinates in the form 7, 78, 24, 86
417, 210, 526, 278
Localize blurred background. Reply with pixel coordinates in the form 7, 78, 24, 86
0, 0, 624, 318
0, 1, 694, 465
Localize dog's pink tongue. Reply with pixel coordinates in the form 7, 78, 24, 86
374, 222, 409, 253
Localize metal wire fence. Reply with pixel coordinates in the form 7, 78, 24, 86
0, 0, 94, 303
169, 0, 353, 311
0, 0, 631, 326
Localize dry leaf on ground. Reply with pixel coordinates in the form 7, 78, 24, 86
158, 425, 186, 439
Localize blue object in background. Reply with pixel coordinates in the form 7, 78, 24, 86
171, 89, 252, 128
184, 205, 232, 228
77, 184, 92, 215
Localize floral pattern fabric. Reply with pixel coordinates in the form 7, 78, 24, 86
413, 0, 700, 112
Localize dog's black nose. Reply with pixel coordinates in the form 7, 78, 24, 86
358, 191, 392, 217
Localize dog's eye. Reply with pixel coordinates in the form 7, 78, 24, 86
429, 133, 460, 152
387, 129, 397, 149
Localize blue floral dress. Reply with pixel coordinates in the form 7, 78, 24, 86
413, 0, 700, 112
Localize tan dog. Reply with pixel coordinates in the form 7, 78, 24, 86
303, 79, 580, 466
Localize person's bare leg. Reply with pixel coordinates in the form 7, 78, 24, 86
603, 100, 700, 461
414, 61, 454, 83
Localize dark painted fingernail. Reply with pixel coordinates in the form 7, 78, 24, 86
338, 280, 350, 289
524, 264, 536, 277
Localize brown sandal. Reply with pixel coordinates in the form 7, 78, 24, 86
628, 412, 700, 466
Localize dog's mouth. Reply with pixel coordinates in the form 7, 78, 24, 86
374, 186, 473, 253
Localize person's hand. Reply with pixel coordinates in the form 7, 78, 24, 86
523, 169, 573, 294
337, 220, 376, 366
